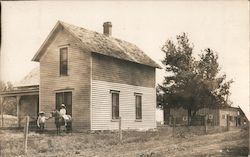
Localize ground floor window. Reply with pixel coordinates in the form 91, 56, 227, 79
56, 92, 72, 116
110, 90, 119, 120
135, 93, 142, 120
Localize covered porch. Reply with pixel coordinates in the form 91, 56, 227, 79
0, 87, 39, 127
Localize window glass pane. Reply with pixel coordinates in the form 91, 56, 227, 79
56, 93, 63, 111
61, 49, 67, 61
115, 106, 119, 119
64, 92, 72, 116
112, 106, 116, 119
112, 93, 119, 119
112, 94, 117, 106
136, 95, 142, 119
60, 47, 68, 75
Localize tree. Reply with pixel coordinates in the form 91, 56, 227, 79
0, 81, 17, 115
158, 33, 233, 125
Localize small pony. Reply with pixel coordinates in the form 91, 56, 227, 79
51, 110, 72, 134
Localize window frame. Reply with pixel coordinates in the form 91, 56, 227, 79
55, 91, 72, 116
135, 93, 142, 120
110, 90, 120, 120
59, 47, 68, 76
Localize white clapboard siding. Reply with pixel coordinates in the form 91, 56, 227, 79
91, 80, 156, 130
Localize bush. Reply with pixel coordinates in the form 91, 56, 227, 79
3, 97, 17, 116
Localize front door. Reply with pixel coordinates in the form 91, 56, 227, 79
56, 92, 72, 116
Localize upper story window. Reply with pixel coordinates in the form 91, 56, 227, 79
111, 90, 120, 120
135, 93, 142, 120
60, 47, 68, 76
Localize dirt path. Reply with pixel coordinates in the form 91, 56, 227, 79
100, 130, 248, 157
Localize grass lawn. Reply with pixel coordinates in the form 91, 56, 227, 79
0, 115, 18, 128
0, 125, 248, 157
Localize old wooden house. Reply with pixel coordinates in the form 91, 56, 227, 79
28, 21, 161, 130
164, 106, 242, 127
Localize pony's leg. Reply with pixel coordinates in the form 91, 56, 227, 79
58, 126, 60, 135
57, 125, 59, 135
41, 124, 44, 133
70, 122, 73, 135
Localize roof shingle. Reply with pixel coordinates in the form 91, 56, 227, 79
33, 21, 161, 68
14, 67, 40, 87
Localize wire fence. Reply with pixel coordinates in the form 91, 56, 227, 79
0, 115, 124, 134
0, 114, 244, 132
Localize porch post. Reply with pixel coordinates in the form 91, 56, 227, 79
17, 96, 21, 127
0, 96, 3, 127
248, 120, 250, 157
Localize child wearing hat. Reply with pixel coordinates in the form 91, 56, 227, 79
60, 104, 69, 126
37, 111, 49, 131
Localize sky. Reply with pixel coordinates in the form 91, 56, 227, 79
1, 1, 249, 118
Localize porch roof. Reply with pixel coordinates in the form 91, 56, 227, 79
0, 87, 39, 97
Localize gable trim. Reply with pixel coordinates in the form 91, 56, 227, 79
32, 21, 85, 62
32, 21, 61, 62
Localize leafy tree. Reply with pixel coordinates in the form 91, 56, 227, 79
0, 81, 17, 115
158, 33, 233, 125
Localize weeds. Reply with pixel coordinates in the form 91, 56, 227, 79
0, 126, 248, 157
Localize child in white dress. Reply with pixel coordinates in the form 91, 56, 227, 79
59, 104, 69, 126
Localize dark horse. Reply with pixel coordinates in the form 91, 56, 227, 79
51, 110, 72, 134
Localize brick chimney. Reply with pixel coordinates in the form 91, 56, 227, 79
103, 22, 112, 36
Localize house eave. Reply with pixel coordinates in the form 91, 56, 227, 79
92, 51, 161, 69
31, 21, 62, 62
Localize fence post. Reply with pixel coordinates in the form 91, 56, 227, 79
17, 96, 21, 128
172, 116, 176, 138
248, 120, 250, 157
0, 97, 3, 127
0, 138, 2, 156
226, 115, 230, 131
119, 117, 122, 142
24, 116, 29, 155
204, 115, 207, 134
172, 108, 176, 139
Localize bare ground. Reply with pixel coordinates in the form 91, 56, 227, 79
0, 125, 248, 157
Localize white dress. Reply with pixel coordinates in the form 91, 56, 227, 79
60, 108, 69, 121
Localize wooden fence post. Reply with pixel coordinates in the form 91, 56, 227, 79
248, 120, 250, 157
24, 116, 29, 155
119, 117, 122, 142
226, 115, 230, 131
17, 96, 21, 128
173, 116, 176, 138
0, 138, 2, 156
204, 115, 207, 134
0, 97, 3, 127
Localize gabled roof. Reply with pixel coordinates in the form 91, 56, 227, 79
32, 21, 161, 69
14, 67, 40, 87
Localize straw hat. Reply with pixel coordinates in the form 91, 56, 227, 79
39, 111, 45, 115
